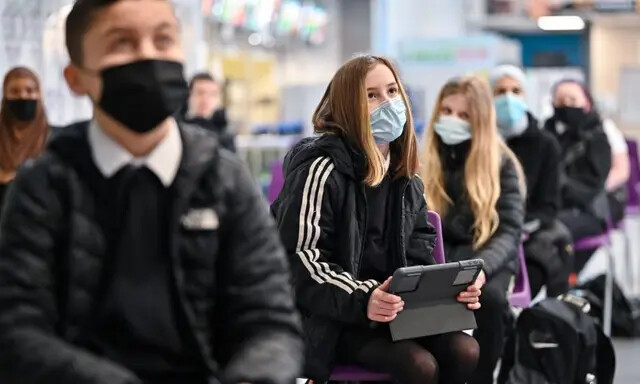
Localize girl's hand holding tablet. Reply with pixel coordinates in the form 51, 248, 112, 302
457, 270, 485, 310
367, 278, 405, 323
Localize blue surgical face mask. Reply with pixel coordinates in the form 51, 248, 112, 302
370, 97, 407, 144
433, 115, 472, 145
494, 93, 528, 138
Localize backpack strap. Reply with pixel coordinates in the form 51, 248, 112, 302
595, 326, 616, 384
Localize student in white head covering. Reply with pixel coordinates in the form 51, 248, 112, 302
489, 64, 572, 298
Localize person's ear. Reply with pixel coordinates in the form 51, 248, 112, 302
64, 64, 89, 96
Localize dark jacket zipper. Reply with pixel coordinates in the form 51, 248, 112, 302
398, 180, 410, 267
356, 184, 368, 279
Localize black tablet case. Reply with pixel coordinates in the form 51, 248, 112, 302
389, 262, 480, 341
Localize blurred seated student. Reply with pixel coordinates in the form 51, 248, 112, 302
0, 67, 49, 214
490, 65, 571, 297
420, 75, 525, 384
602, 118, 629, 223
543, 80, 612, 272
0, 1, 302, 383
272, 55, 482, 384
179, 72, 235, 151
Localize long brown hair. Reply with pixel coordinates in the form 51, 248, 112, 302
420, 76, 525, 249
0, 67, 49, 172
312, 55, 419, 186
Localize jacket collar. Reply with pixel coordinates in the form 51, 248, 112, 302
48, 120, 219, 200
88, 119, 182, 187
284, 133, 366, 180
439, 139, 471, 169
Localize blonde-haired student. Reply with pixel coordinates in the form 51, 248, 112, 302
420, 75, 525, 384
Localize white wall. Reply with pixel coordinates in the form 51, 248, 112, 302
590, 23, 640, 138
371, 0, 468, 57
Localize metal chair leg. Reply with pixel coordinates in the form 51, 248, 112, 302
603, 241, 614, 337
623, 223, 636, 294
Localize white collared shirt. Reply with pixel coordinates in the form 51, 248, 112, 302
88, 119, 183, 187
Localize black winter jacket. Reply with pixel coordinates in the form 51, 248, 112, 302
506, 113, 561, 228
544, 114, 611, 211
271, 134, 436, 381
177, 108, 236, 152
0, 121, 302, 384
439, 141, 524, 278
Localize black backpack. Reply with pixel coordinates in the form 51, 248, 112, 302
498, 295, 616, 384
577, 275, 640, 337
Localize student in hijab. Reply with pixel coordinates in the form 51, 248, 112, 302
0, 66, 49, 213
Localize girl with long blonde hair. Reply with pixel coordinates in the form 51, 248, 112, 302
272, 55, 481, 384
420, 75, 525, 384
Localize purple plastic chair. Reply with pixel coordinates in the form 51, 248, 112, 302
428, 210, 446, 264
327, 211, 446, 382
509, 243, 531, 308
267, 161, 284, 204
625, 139, 640, 215
572, 215, 614, 336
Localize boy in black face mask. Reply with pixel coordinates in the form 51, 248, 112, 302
543, 80, 612, 272
0, 1, 302, 384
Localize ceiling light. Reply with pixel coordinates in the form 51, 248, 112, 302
537, 15, 585, 31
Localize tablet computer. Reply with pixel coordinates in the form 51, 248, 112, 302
388, 259, 484, 341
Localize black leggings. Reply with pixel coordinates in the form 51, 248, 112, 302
470, 269, 513, 384
337, 328, 479, 384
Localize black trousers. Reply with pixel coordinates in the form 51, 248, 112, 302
524, 221, 574, 297
337, 326, 479, 384
470, 268, 513, 384
558, 209, 606, 273
558, 209, 605, 240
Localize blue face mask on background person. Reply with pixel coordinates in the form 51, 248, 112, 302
494, 93, 528, 138
434, 115, 472, 145
370, 97, 407, 144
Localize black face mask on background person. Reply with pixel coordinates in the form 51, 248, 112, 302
96, 59, 188, 134
553, 106, 590, 129
6, 99, 37, 122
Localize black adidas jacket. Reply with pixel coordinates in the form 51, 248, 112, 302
271, 134, 436, 381
0, 121, 302, 384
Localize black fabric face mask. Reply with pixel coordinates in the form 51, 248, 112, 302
554, 106, 588, 128
6, 99, 37, 121
98, 59, 188, 133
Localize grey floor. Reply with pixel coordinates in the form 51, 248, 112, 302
613, 339, 640, 383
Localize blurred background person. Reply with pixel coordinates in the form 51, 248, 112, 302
179, 72, 235, 152
544, 79, 612, 273
602, 117, 630, 224
421, 75, 525, 384
490, 64, 571, 297
0, 67, 49, 213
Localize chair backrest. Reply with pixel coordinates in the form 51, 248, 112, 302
625, 139, 640, 209
427, 210, 445, 264
267, 161, 284, 204
509, 243, 532, 307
